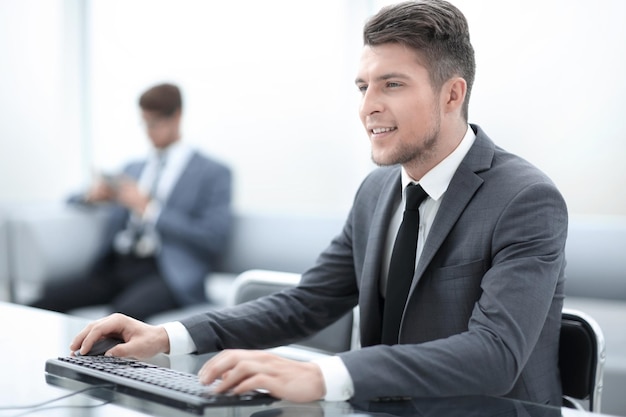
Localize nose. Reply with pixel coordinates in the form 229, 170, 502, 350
359, 88, 383, 119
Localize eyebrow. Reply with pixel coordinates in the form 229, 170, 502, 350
354, 72, 411, 85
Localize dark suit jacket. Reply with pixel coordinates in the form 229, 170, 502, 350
181, 125, 567, 405
91, 151, 232, 306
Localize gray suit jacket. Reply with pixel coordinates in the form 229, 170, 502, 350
93, 151, 232, 306
181, 125, 567, 405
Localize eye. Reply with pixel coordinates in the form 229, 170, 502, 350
357, 84, 368, 94
386, 81, 402, 88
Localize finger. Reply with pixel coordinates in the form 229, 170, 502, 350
198, 351, 238, 385
197, 350, 279, 392
230, 373, 274, 395
214, 356, 272, 394
105, 342, 129, 358
117, 177, 137, 191
69, 322, 96, 352
75, 328, 105, 356
73, 314, 125, 355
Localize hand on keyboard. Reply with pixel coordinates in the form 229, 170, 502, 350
71, 313, 169, 359
198, 349, 326, 403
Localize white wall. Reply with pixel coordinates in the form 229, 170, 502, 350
1, 0, 625, 217
86, 0, 371, 217
0, 0, 86, 204
455, 0, 626, 216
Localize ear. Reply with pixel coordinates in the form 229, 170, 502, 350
441, 77, 467, 115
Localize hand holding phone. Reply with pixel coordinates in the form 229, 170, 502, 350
83, 172, 120, 203
101, 173, 121, 191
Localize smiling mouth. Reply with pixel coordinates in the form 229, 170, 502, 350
371, 127, 397, 134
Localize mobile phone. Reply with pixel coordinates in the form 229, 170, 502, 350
101, 173, 121, 190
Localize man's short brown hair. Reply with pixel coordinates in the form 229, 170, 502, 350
138, 83, 182, 117
363, 0, 475, 121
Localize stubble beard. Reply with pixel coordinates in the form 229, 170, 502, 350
371, 116, 441, 169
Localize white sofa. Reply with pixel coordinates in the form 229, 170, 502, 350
0, 203, 345, 308
1, 203, 625, 415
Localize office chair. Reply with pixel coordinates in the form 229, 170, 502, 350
229, 269, 358, 355
559, 308, 606, 412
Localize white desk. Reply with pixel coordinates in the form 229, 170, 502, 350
0, 302, 613, 417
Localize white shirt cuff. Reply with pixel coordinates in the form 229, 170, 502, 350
312, 355, 354, 401
161, 321, 197, 355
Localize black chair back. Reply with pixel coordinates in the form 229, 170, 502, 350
559, 309, 605, 412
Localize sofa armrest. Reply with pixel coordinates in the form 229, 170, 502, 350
565, 215, 626, 301
228, 269, 358, 354
5, 203, 108, 303
0, 210, 10, 301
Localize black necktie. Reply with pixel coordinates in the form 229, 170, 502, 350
381, 183, 428, 345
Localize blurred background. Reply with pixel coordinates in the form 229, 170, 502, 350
1, 0, 625, 218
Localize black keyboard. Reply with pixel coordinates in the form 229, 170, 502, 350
45, 356, 277, 414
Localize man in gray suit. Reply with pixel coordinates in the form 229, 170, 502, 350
32, 83, 232, 320
72, 0, 567, 406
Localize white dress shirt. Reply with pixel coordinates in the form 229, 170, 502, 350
113, 140, 193, 256
139, 140, 194, 225
162, 126, 476, 401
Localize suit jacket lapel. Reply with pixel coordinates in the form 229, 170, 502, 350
410, 127, 495, 294
360, 168, 402, 346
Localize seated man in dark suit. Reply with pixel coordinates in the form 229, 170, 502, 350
71, 0, 567, 406
31, 83, 232, 320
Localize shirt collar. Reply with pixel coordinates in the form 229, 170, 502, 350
148, 139, 188, 164
401, 125, 476, 200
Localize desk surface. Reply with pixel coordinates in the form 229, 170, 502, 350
0, 302, 605, 417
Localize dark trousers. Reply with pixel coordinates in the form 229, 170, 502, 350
30, 252, 180, 321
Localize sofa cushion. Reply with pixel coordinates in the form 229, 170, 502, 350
216, 212, 345, 275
